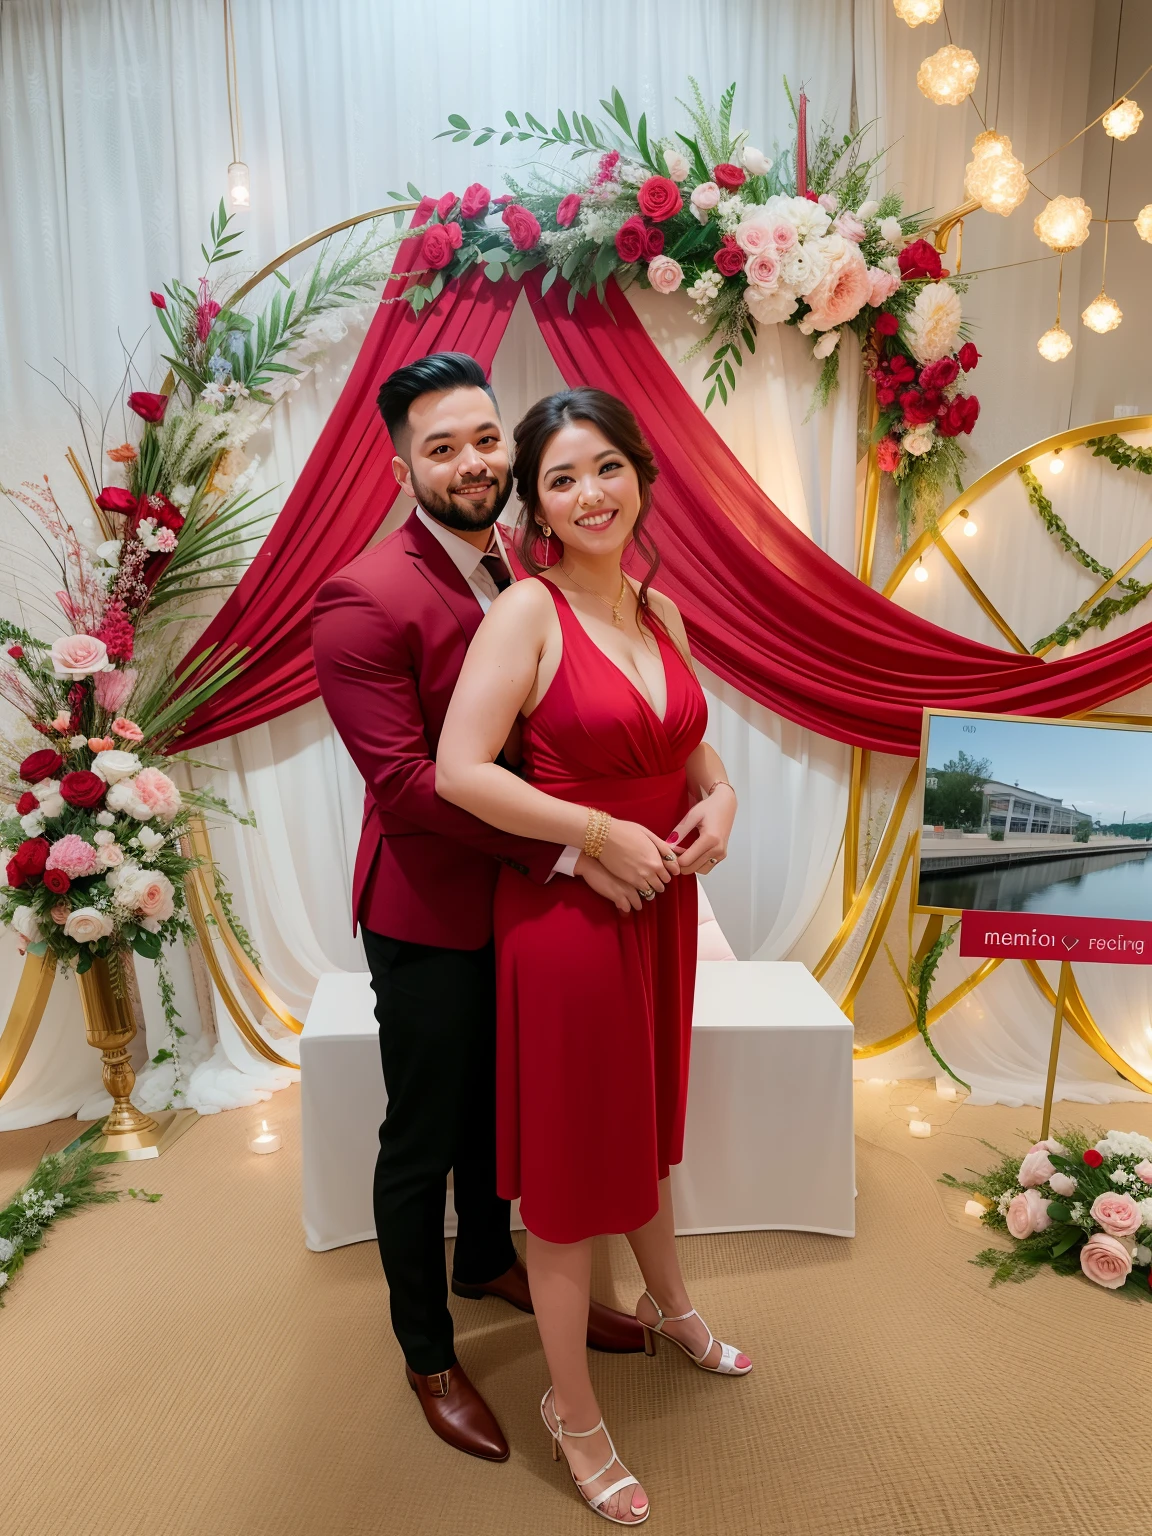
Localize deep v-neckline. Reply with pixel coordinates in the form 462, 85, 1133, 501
549, 581, 671, 726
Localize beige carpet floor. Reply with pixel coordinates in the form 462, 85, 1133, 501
2, 1082, 1151, 1536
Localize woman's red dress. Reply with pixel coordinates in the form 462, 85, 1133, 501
494, 580, 708, 1243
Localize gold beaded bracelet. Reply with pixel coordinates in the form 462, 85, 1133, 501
583, 808, 613, 860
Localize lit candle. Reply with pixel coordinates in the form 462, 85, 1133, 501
249, 1119, 281, 1155
909, 1120, 932, 1138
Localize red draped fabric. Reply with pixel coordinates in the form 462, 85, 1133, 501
172, 266, 1152, 757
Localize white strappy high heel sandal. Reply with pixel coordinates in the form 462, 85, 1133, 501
637, 1290, 752, 1375
540, 1387, 650, 1526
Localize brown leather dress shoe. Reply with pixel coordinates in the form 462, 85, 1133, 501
452, 1258, 646, 1354
405, 1363, 509, 1462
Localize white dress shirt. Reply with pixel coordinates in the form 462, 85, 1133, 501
415, 507, 580, 878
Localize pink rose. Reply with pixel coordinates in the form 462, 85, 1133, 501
768, 221, 798, 253
1049, 1172, 1078, 1198
1080, 1232, 1133, 1289
97, 843, 125, 870
867, 266, 901, 306
818, 193, 839, 213
50, 634, 112, 680
1018, 1150, 1057, 1188
45, 833, 101, 879
734, 221, 772, 254
50, 901, 71, 925
876, 437, 901, 473
63, 906, 114, 944
833, 212, 867, 242
744, 251, 781, 290
646, 256, 684, 295
111, 717, 144, 742
689, 182, 720, 220
1134, 1160, 1152, 1185
1089, 1192, 1142, 1238
94, 667, 136, 714
501, 203, 541, 251
1027, 1139, 1069, 1157
556, 194, 582, 228
803, 245, 871, 331
130, 767, 182, 821
135, 872, 175, 922
1005, 1188, 1052, 1240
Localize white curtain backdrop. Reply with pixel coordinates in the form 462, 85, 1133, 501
2, 0, 1145, 1125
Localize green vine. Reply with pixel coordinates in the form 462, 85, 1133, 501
908, 920, 970, 1091
150, 948, 187, 1109
0, 1126, 120, 1306
1019, 459, 1152, 653
211, 865, 263, 970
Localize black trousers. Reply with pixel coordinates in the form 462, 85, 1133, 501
362, 927, 518, 1375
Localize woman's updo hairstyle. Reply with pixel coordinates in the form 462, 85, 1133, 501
512, 388, 661, 609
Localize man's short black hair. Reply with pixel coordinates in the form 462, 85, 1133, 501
376, 352, 497, 456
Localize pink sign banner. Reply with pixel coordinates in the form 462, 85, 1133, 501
960, 910, 1152, 965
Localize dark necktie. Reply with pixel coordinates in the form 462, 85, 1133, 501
480, 551, 512, 593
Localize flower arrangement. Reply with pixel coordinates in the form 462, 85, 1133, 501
943, 1127, 1152, 1297
432, 81, 981, 542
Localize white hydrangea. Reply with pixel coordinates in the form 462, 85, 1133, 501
0, 1237, 13, 1263
715, 195, 747, 233
1139, 1198, 1152, 1228
1096, 1130, 1152, 1161
1110, 1168, 1134, 1186
168, 484, 197, 509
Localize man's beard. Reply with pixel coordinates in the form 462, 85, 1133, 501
409, 466, 513, 532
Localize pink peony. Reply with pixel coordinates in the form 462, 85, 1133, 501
556, 194, 582, 228
734, 221, 773, 254
1018, 1150, 1057, 1188
767, 220, 798, 253
1134, 1160, 1152, 1185
867, 266, 901, 307
1080, 1232, 1133, 1289
646, 256, 684, 295
50, 634, 112, 680
44, 834, 101, 879
128, 767, 182, 821
744, 251, 781, 290
833, 211, 867, 242
93, 667, 136, 714
1005, 1188, 1052, 1239
1090, 1192, 1142, 1238
803, 244, 871, 330
111, 717, 144, 742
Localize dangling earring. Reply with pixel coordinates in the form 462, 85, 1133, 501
540, 523, 552, 538
537, 521, 555, 568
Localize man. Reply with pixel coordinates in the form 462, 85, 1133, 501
312, 352, 643, 1464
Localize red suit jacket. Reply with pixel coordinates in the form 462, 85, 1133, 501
312, 510, 561, 948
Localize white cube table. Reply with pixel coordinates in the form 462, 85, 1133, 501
301, 961, 854, 1251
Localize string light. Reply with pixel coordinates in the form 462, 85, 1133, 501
914, 558, 929, 583
893, 0, 942, 25
1033, 195, 1092, 253
1136, 205, 1152, 243
1102, 97, 1143, 140
1082, 294, 1122, 332
964, 131, 1028, 216
1049, 451, 1065, 474
224, 0, 250, 210
917, 45, 980, 106
1037, 254, 1073, 362
961, 510, 978, 537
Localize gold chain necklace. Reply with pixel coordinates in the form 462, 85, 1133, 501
560, 565, 630, 625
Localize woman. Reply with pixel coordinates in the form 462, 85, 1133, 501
436, 389, 747, 1525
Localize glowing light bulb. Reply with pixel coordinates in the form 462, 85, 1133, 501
1033, 195, 1092, 253
1049, 451, 1065, 474
1081, 292, 1123, 334
917, 45, 980, 105
914, 559, 928, 583
1037, 325, 1074, 362
1102, 98, 1143, 140
1136, 205, 1152, 243
963, 130, 1028, 217
228, 160, 251, 210
963, 518, 978, 537
894, 0, 942, 23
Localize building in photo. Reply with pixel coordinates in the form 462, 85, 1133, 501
978, 779, 1088, 836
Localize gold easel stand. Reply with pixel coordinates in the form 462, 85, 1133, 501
76, 956, 196, 1161
1039, 960, 1073, 1141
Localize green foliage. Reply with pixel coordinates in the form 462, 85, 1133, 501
923, 750, 991, 831
907, 920, 969, 1089
1085, 434, 1152, 474
0, 1127, 120, 1306
989, 827, 1005, 841
1074, 822, 1091, 843
128, 1188, 163, 1202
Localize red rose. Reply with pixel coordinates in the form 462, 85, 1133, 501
150, 291, 166, 310
874, 312, 899, 337
556, 194, 582, 228
614, 215, 647, 264
888, 356, 917, 384
958, 341, 980, 372
16, 792, 38, 815
127, 391, 169, 424
420, 225, 455, 271
492, 194, 515, 208
936, 394, 980, 436
714, 235, 745, 277
42, 867, 71, 895
131, 492, 184, 534
7, 836, 50, 886
713, 163, 746, 189
95, 487, 138, 516
876, 437, 902, 473
444, 222, 463, 251
60, 770, 107, 809
19, 749, 64, 784
637, 175, 683, 222
875, 384, 897, 407
918, 357, 959, 391
897, 239, 943, 282
501, 203, 541, 251
901, 390, 940, 427
8, 645, 23, 659
1083, 1148, 1104, 1168
436, 191, 458, 220
803, 189, 820, 202
460, 183, 491, 220
643, 225, 664, 259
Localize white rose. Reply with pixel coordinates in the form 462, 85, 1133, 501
903, 427, 936, 457
95, 811, 115, 828
105, 779, 153, 821
92, 750, 141, 785
105, 860, 139, 892
787, 197, 831, 239
20, 810, 45, 837
95, 539, 123, 567
63, 907, 114, 944
741, 144, 773, 176
33, 779, 60, 804
663, 150, 690, 183
858, 200, 880, 220
93, 829, 115, 847
813, 329, 841, 360
37, 788, 65, 819
744, 286, 799, 326
69, 735, 87, 750
880, 216, 904, 244
136, 826, 165, 853
11, 905, 43, 943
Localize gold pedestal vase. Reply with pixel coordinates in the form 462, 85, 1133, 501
76, 955, 196, 1161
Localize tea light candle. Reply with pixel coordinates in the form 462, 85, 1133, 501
909, 1120, 932, 1138
249, 1119, 281, 1155
964, 1200, 987, 1219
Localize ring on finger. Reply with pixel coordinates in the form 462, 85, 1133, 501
707, 856, 720, 866
661, 852, 677, 865
640, 886, 656, 900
